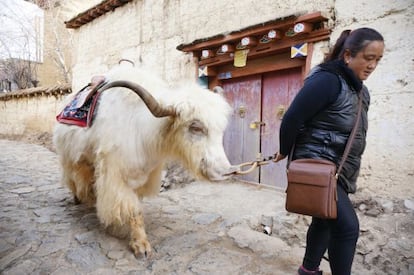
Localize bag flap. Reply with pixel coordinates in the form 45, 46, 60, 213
287, 159, 336, 187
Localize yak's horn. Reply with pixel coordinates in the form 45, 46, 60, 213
99, 80, 176, 117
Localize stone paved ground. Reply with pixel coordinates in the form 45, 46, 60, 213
0, 139, 413, 275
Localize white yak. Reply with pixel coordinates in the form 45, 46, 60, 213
53, 64, 238, 257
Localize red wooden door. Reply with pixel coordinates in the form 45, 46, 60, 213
221, 67, 302, 187
222, 75, 262, 183
260, 68, 302, 188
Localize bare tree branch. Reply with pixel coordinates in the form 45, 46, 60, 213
0, 0, 72, 91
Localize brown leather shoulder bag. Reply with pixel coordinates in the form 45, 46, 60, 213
285, 93, 363, 219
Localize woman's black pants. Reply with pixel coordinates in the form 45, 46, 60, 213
302, 184, 359, 275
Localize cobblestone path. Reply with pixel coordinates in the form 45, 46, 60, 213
0, 139, 306, 274
1, 139, 413, 275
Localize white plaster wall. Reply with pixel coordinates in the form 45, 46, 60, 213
0, 95, 66, 136
332, 0, 414, 197
70, 0, 334, 90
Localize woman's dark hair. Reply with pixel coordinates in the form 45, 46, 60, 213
324, 27, 384, 62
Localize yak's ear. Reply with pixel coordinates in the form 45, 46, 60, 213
212, 86, 224, 96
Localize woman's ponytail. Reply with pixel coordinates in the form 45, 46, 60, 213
324, 30, 351, 62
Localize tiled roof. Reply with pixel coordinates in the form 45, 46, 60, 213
0, 84, 72, 101
65, 0, 133, 29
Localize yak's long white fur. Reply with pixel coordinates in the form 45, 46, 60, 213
53, 64, 234, 256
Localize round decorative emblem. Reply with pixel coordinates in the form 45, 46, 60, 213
294, 23, 305, 33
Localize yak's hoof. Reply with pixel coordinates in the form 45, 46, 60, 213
130, 238, 152, 259
73, 196, 81, 205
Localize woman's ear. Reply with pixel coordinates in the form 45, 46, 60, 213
343, 49, 351, 65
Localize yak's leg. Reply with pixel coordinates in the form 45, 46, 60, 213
95, 159, 151, 257
73, 161, 95, 204
60, 158, 95, 205
135, 163, 164, 198
129, 211, 151, 257
60, 166, 79, 204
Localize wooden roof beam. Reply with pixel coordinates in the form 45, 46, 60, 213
177, 12, 328, 53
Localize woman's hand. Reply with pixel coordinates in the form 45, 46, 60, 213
272, 152, 286, 162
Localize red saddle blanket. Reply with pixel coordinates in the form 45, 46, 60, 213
56, 84, 102, 127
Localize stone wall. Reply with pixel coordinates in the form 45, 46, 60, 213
333, 0, 414, 197
70, 0, 335, 90
0, 86, 71, 136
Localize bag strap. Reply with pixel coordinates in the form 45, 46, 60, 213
287, 90, 363, 179
336, 91, 363, 177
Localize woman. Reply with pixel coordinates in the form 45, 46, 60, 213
273, 28, 385, 275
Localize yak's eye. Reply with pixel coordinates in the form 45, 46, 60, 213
189, 120, 207, 136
